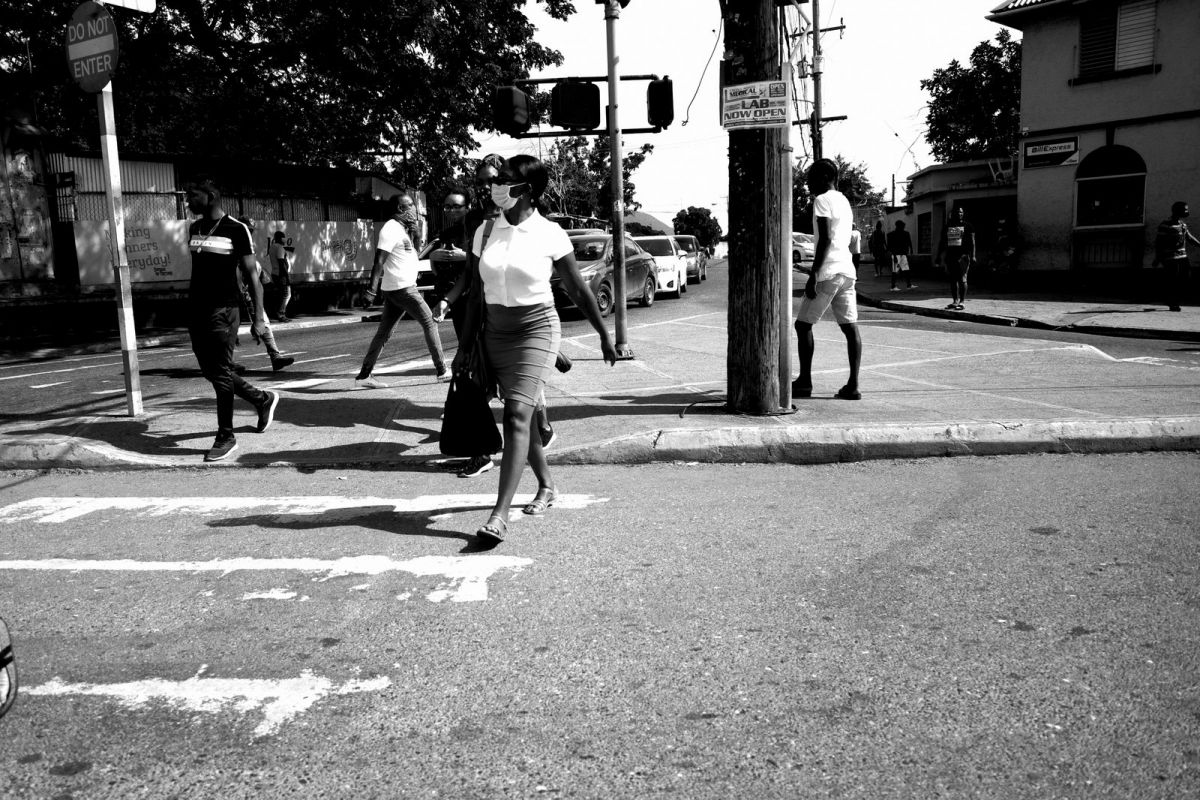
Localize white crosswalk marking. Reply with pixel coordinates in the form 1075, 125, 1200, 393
26, 667, 390, 737
0, 555, 533, 602
0, 494, 607, 523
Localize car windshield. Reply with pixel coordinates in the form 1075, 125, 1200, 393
675, 238, 698, 253
793, 233, 814, 244
572, 237, 608, 262
638, 239, 674, 256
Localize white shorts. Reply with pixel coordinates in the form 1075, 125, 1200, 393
893, 254, 909, 272
796, 274, 858, 325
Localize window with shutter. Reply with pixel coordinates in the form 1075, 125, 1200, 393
1115, 0, 1156, 70
1077, 0, 1158, 80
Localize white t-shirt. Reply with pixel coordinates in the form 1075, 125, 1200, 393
849, 228, 861, 255
377, 218, 419, 290
812, 189, 855, 281
472, 210, 572, 307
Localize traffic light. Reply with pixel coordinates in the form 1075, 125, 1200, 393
647, 77, 674, 129
550, 80, 601, 130
493, 85, 531, 137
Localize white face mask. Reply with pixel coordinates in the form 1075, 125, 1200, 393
490, 183, 525, 211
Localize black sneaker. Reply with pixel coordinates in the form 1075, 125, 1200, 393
555, 352, 572, 373
458, 455, 493, 478
0, 616, 16, 719
271, 356, 295, 372
256, 390, 279, 433
204, 436, 239, 462
539, 422, 556, 449
233, 362, 248, 375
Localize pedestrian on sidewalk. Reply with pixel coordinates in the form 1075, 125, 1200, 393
869, 220, 888, 278
793, 158, 862, 401
1152, 201, 1198, 312
887, 220, 915, 291
937, 206, 975, 310
234, 217, 294, 373
355, 193, 450, 388
849, 223, 862, 270
183, 180, 280, 463
456, 154, 618, 543
270, 231, 294, 322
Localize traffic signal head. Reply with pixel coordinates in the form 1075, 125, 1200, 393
493, 85, 531, 137
647, 77, 674, 129
550, 80, 601, 130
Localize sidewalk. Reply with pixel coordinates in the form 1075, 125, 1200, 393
2, 266, 1198, 470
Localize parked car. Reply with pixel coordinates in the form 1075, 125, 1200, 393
792, 232, 815, 274
673, 234, 708, 284
551, 234, 656, 317
632, 235, 688, 299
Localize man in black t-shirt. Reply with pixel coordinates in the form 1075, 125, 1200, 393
185, 180, 279, 462
937, 206, 976, 310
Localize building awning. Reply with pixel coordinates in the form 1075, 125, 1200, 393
988, 0, 1081, 28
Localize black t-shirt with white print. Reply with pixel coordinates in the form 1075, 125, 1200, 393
188, 214, 253, 308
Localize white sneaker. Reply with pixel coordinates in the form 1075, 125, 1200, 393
356, 376, 389, 389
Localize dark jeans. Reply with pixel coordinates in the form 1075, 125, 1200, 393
189, 306, 268, 439
357, 286, 447, 379
1164, 257, 1191, 306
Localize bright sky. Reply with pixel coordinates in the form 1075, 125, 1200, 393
470, 1, 1013, 232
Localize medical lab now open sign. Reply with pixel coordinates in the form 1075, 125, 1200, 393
721, 80, 791, 131
65, 1, 119, 93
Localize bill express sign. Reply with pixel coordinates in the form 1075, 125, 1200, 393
65, 1, 119, 93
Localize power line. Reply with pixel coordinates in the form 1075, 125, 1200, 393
683, 18, 724, 126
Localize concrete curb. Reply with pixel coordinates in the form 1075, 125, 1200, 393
856, 290, 1200, 341
0, 312, 371, 362
549, 417, 1200, 465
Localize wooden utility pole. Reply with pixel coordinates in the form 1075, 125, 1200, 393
810, 0, 823, 159
725, 0, 786, 415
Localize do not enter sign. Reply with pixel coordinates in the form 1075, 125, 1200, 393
65, 1, 119, 92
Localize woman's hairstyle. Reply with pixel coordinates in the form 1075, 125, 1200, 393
508, 154, 549, 200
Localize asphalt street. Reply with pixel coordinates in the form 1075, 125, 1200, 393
1, 454, 1197, 799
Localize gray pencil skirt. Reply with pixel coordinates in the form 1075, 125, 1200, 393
484, 302, 561, 407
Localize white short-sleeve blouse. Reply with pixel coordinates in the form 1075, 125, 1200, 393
472, 210, 573, 307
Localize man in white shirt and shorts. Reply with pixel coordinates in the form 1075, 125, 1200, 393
793, 158, 863, 401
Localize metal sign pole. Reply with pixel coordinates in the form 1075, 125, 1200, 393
98, 82, 141, 416
779, 58, 794, 410
604, 0, 632, 359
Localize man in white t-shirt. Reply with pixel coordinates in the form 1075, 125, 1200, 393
355, 194, 449, 388
793, 158, 863, 401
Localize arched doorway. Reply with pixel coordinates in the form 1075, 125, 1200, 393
1072, 145, 1146, 269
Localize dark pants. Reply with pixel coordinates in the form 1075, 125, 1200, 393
357, 286, 447, 379
1164, 257, 1191, 307
189, 306, 268, 439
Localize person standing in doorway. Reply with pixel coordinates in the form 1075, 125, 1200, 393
887, 220, 915, 291
184, 180, 280, 462
937, 206, 975, 310
356, 193, 450, 388
869, 220, 888, 278
1153, 201, 1198, 312
793, 158, 862, 401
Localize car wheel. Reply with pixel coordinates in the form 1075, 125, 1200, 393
701, 263, 707, 281
679, 269, 687, 293
638, 274, 656, 307
596, 282, 614, 317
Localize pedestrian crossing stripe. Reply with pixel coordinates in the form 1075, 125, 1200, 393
0, 494, 608, 523
0, 555, 533, 603
26, 666, 390, 738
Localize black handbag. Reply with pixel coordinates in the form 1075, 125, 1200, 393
439, 374, 502, 457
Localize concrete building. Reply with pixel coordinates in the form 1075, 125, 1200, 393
989, 0, 1200, 274
884, 160, 1018, 272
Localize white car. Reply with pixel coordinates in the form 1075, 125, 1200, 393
632, 235, 688, 299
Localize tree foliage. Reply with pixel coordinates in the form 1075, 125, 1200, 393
672, 206, 722, 247
791, 155, 884, 232
0, 0, 576, 190
921, 29, 1021, 163
540, 135, 654, 219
